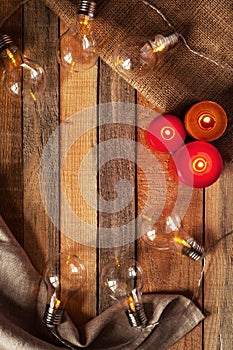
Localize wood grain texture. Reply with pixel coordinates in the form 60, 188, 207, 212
136, 94, 203, 350
0, 1, 232, 349
204, 161, 233, 350
23, 0, 60, 273
59, 21, 98, 326
0, 0, 23, 244
98, 60, 136, 313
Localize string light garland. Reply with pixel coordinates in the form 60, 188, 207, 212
0, 1, 232, 349
56, 0, 98, 73
142, 0, 233, 73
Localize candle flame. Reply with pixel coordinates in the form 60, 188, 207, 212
192, 157, 207, 173
198, 113, 216, 130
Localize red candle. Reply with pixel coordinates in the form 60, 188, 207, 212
184, 101, 227, 142
146, 114, 186, 153
173, 141, 223, 188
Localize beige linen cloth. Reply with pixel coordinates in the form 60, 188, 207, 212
0, 216, 204, 349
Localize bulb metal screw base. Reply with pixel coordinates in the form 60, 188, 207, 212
0, 33, 14, 51
151, 32, 179, 52
182, 238, 205, 261
43, 305, 64, 328
126, 303, 148, 328
78, 0, 96, 18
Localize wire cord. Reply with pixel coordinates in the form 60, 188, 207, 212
0, 0, 31, 29
142, 0, 233, 72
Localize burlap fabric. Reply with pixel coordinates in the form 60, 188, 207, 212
43, 0, 232, 117
0, 216, 204, 349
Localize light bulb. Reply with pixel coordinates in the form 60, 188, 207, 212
101, 257, 148, 328
43, 252, 86, 328
141, 213, 205, 260
113, 32, 179, 78
0, 33, 46, 101
57, 0, 98, 73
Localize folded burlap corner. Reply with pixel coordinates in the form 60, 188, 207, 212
0, 216, 204, 350
42, 0, 233, 115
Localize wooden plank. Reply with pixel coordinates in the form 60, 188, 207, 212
23, 0, 59, 273
98, 61, 136, 313
136, 94, 203, 349
204, 161, 233, 350
0, 0, 23, 244
59, 20, 98, 325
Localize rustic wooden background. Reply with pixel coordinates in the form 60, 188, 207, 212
0, 0, 232, 349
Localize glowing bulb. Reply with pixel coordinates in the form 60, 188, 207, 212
57, 0, 98, 73
43, 252, 86, 328
113, 33, 179, 78
101, 258, 148, 328
0, 33, 46, 101
141, 213, 205, 260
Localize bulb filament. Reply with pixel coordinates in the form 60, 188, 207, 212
55, 298, 61, 309
127, 294, 136, 312
5, 48, 18, 66
173, 236, 191, 248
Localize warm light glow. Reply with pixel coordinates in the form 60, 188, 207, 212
161, 126, 175, 140
127, 294, 136, 312
198, 113, 216, 130
115, 257, 121, 267
152, 42, 166, 52
173, 236, 191, 248
192, 157, 207, 173
142, 214, 152, 222
55, 298, 61, 309
79, 16, 89, 26
29, 90, 37, 101
6, 48, 17, 67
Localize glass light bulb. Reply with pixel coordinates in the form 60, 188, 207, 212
57, 1, 98, 73
113, 33, 179, 78
101, 257, 148, 328
141, 213, 205, 260
43, 252, 86, 328
0, 33, 46, 101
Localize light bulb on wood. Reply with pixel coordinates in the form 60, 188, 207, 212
141, 214, 205, 260
43, 252, 86, 328
57, 0, 98, 73
0, 33, 45, 101
101, 257, 148, 328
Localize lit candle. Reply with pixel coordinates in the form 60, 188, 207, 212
146, 114, 186, 153
173, 141, 223, 188
184, 100, 227, 142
